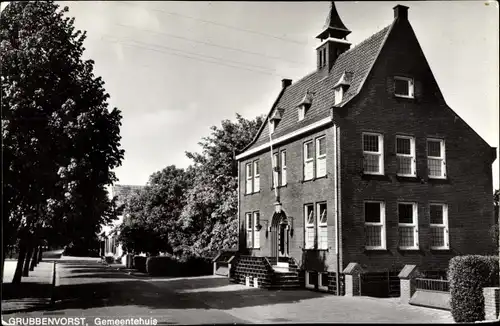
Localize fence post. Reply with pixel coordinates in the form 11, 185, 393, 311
398, 265, 419, 304
343, 262, 364, 297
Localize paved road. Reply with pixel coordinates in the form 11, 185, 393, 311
5, 258, 454, 324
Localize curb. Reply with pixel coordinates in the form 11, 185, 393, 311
50, 261, 57, 305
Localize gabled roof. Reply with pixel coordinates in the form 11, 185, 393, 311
238, 23, 393, 156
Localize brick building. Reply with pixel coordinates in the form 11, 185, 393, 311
232, 2, 497, 295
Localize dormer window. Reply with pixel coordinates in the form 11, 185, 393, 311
394, 76, 414, 98
297, 91, 314, 121
334, 87, 343, 105
333, 71, 353, 105
269, 108, 284, 134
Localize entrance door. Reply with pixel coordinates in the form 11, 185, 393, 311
277, 222, 289, 260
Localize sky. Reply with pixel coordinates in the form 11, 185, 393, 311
2, 1, 499, 190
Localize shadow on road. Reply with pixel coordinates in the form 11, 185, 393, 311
2, 282, 52, 300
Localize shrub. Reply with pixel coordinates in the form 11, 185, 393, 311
146, 255, 180, 276
448, 255, 499, 322
179, 256, 213, 276
133, 255, 147, 273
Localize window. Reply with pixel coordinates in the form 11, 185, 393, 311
334, 87, 343, 105
394, 76, 414, 98
253, 211, 260, 249
365, 201, 386, 250
363, 133, 384, 175
281, 150, 287, 186
318, 272, 329, 291
427, 139, 446, 179
245, 163, 252, 194
304, 141, 314, 181
430, 204, 449, 250
298, 106, 305, 121
316, 136, 326, 178
253, 160, 260, 192
304, 204, 315, 249
398, 203, 419, 250
396, 136, 416, 176
317, 202, 328, 250
272, 153, 279, 188
246, 212, 253, 248
269, 120, 276, 134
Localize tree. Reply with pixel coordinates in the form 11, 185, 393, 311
1, 1, 123, 282
178, 114, 263, 257
117, 166, 192, 256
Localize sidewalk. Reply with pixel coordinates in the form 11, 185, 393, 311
1, 261, 55, 314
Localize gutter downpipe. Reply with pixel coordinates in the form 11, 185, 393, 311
335, 124, 341, 296
268, 120, 279, 259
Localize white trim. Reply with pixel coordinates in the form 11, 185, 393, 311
304, 204, 315, 249
430, 204, 449, 250
280, 150, 287, 186
398, 202, 419, 250
235, 116, 333, 160
364, 201, 386, 250
318, 272, 329, 291
394, 76, 415, 98
396, 135, 416, 177
317, 202, 328, 250
317, 37, 352, 47
305, 271, 315, 289
316, 136, 327, 178
427, 138, 447, 179
362, 132, 384, 175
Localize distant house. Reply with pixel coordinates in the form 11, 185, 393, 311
233, 2, 497, 295
100, 184, 145, 258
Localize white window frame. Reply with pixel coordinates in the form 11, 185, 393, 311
253, 211, 260, 249
280, 150, 287, 186
396, 135, 416, 177
304, 204, 315, 249
362, 132, 384, 175
318, 272, 329, 291
364, 201, 386, 250
317, 202, 328, 250
394, 76, 414, 98
253, 160, 260, 192
427, 138, 446, 179
305, 271, 317, 289
246, 212, 253, 248
430, 204, 449, 250
272, 153, 279, 189
398, 202, 419, 250
334, 87, 343, 105
304, 140, 314, 181
245, 163, 252, 194
298, 106, 305, 121
316, 136, 327, 178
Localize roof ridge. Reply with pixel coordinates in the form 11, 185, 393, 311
341, 23, 393, 57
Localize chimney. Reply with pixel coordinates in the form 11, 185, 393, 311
393, 4, 409, 20
282, 79, 292, 88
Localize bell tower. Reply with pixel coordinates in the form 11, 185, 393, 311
316, 2, 352, 72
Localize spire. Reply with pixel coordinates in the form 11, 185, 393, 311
316, 2, 351, 41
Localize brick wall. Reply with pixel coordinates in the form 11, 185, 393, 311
239, 126, 342, 272
338, 18, 496, 272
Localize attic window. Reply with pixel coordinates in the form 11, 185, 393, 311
269, 109, 284, 133
297, 92, 314, 122
394, 76, 414, 98
334, 87, 343, 105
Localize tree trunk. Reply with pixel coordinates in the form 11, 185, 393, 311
29, 246, 39, 271
22, 245, 33, 277
12, 241, 27, 284
1, 243, 5, 284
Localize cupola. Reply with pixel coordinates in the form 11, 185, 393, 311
316, 2, 351, 72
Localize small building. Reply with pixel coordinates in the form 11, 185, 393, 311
233, 2, 497, 295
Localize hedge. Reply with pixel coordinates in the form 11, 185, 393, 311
133, 255, 147, 273
146, 255, 180, 276
448, 255, 499, 323
145, 255, 213, 277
